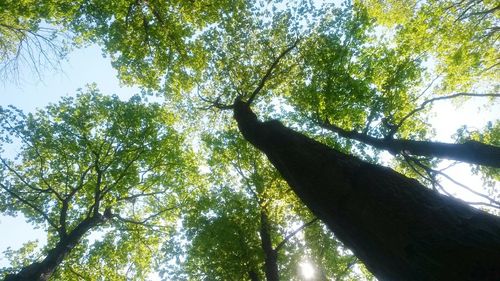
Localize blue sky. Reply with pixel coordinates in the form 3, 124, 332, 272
1, 45, 139, 112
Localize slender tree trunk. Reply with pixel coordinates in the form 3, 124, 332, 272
321, 122, 500, 167
259, 211, 280, 281
248, 269, 261, 281
234, 99, 500, 281
4, 216, 103, 281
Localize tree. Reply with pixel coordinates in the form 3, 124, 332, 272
66, 0, 249, 89
0, 88, 197, 281
0, 0, 75, 79
2, 0, 499, 280
1, 0, 245, 83
233, 98, 500, 280
358, 0, 498, 93
162, 128, 366, 281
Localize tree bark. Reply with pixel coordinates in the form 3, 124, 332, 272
4, 216, 104, 281
248, 269, 261, 281
234, 99, 500, 281
259, 211, 279, 281
321, 122, 500, 168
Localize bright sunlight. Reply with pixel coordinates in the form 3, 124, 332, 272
300, 261, 315, 280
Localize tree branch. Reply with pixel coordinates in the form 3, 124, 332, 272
319, 118, 500, 167
116, 191, 166, 202
403, 154, 500, 209
274, 217, 319, 252
0, 182, 60, 230
390, 93, 500, 138
0, 157, 64, 200
113, 206, 176, 228
101, 148, 145, 195
247, 39, 300, 105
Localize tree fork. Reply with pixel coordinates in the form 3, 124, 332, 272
233, 98, 500, 281
4, 215, 107, 281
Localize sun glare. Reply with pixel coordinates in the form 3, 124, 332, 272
299, 261, 315, 280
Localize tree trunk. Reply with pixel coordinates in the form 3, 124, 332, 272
234, 99, 500, 281
259, 211, 280, 281
4, 216, 103, 281
248, 269, 261, 281
321, 122, 500, 167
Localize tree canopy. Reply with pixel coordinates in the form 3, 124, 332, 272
1, 0, 499, 280
0, 88, 199, 280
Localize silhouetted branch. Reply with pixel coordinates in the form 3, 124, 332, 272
274, 217, 319, 252
247, 39, 300, 105
196, 87, 234, 110
113, 206, 176, 228
67, 265, 91, 281
403, 154, 500, 209
0, 182, 60, 230
320, 117, 500, 168
0, 23, 66, 81
390, 93, 500, 138
434, 167, 500, 207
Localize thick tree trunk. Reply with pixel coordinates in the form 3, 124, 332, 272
321, 122, 500, 167
259, 211, 279, 281
4, 216, 103, 281
234, 99, 500, 281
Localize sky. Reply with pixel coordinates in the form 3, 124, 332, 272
0, 41, 498, 275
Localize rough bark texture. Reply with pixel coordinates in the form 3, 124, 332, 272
234, 99, 500, 281
321, 122, 500, 167
259, 211, 279, 281
4, 216, 104, 281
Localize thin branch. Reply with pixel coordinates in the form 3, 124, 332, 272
274, 217, 319, 252
67, 265, 90, 281
197, 91, 234, 110
480, 61, 500, 73
458, 4, 500, 20
433, 168, 500, 207
413, 73, 442, 102
100, 148, 145, 195
390, 93, 500, 138
196, 39, 299, 110
232, 161, 260, 204
0, 157, 64, 201
403, 153, 457, 196
68, 164, 93, 198
0, 23, 64, 80
404, 154, 500, 208
0, 182, 59, 230
247, 39, 300, 105
401, 154, 436, 189
116, 191, 166, 202
113, 206, 176, 228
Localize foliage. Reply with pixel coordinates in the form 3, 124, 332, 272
160, 127, 370, 280
359, 0, 499, 92
0, 0, 72, 78
455, 120, 500, 199
0, 87, 198, 279
67, 0, 249, 90
1, 241, 42, 276
1, 0, 499, 279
